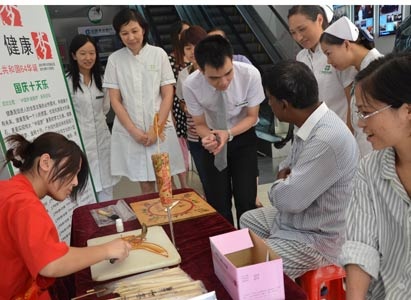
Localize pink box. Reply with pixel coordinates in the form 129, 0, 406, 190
210, 228, 285, 300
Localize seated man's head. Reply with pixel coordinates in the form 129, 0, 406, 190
262, 60, 319, 123
194, 35, 234, 91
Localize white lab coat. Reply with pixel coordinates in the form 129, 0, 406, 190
67, 74, 120, 192
103, 45, 185, 181
351, 48, 384, 158
297, 44, 357, 122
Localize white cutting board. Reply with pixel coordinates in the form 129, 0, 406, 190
87, 226, 181, 281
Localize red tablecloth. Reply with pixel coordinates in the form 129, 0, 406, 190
51, 189, 307, 300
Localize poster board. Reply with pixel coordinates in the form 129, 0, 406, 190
0, 5, 97, 243
0, 137, 10, 180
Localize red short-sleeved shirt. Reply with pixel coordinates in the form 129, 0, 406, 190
0, 174, 69, 299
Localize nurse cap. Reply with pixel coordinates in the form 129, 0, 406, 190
325, 16, 359, 41
320, 5, 334, 23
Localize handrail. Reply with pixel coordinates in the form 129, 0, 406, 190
268, 5, 290, 32
175, 5, 213, 29
174, 5, 191, 22
130, 5, 156, 45
140, 5, 163, 47
214, 6, 259, 67
236, 5, 284, 63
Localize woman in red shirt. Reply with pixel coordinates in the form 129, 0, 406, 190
0, 132, 131, 300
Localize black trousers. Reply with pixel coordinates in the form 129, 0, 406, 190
201, 127, 258, 225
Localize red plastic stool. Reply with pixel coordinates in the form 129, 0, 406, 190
297, 265, 346, 300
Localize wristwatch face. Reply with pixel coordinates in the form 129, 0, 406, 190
88, 6, 103, 24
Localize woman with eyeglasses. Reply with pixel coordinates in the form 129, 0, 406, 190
320, 16, 383, 157
339, 52, 411, 299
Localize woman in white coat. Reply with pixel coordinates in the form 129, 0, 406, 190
320, 16, 383, 157
103, 8, 184, 194
288, 5, 357, 129
67, 34, 119, 201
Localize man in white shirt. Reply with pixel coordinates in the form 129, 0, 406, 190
183, 35, 265, 225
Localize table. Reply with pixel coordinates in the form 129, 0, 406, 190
51, 189, 307, 300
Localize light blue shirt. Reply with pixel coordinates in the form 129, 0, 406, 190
183, 61, 265, 130
340, 147, 411, 299
270, 103, 359, 263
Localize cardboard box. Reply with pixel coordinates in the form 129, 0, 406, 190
210, 228, 285, 300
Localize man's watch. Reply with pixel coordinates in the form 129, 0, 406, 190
227, 129, 234, 142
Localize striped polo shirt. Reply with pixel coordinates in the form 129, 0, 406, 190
270, 102, 359, 263
340, 147, 411, 299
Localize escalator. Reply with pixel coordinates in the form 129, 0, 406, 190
138, 5, 296, 155
142, 5, 181, 53
194, 6, 275, 74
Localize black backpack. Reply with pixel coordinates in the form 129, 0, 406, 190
393, 15, 411, 53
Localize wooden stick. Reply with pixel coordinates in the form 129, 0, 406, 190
112, 268, 206, 299
116, 281, 204, 299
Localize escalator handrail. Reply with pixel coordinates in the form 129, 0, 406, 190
267, 5, 302, 55
236, 5, 285, 63
130, 5, 156, 46
174, 5, 191, 23
141, 5, 163, 47
268, 5, 290, 33
175, 5, 213, 29
213, 6, 260, 68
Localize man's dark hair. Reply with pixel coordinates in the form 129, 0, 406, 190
262, 60, 319, 109
194, 35, 233, 70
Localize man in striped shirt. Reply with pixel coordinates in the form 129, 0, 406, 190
240, 60, 359, 279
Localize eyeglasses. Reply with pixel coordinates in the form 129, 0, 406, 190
356, 105, 392, 120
